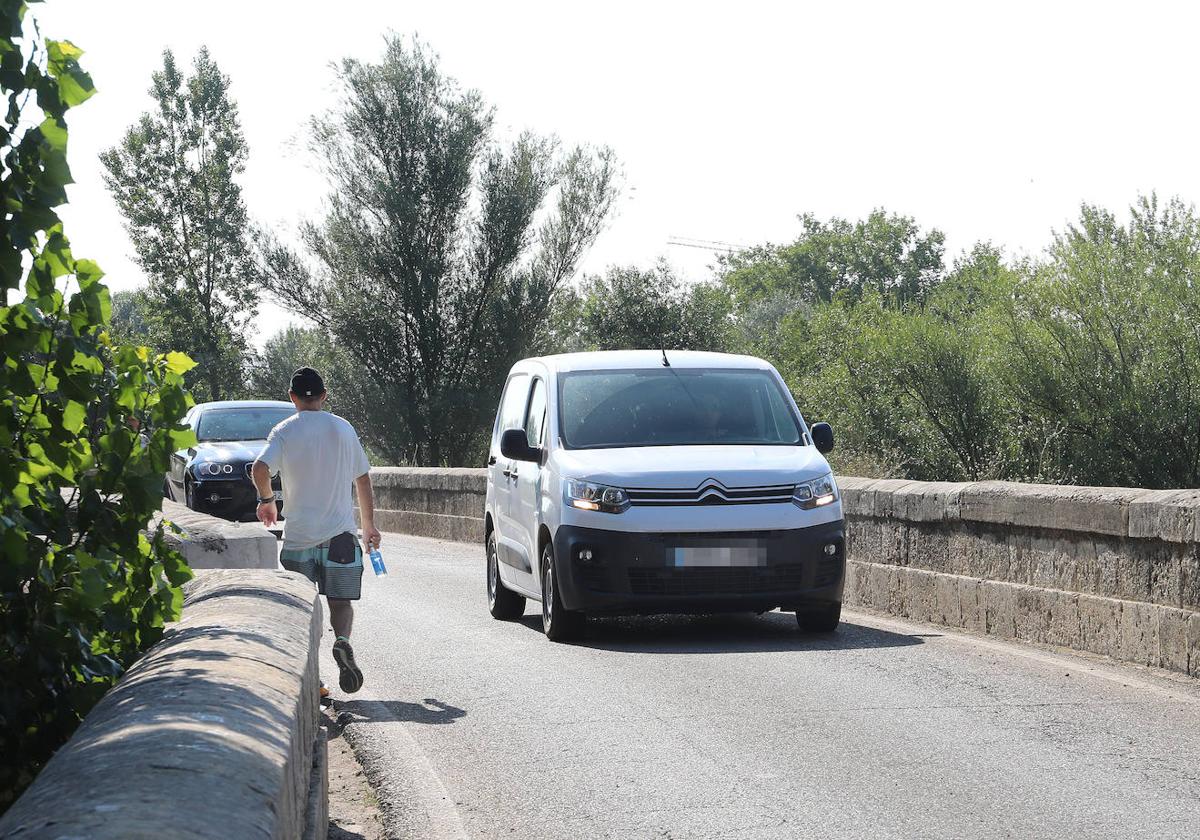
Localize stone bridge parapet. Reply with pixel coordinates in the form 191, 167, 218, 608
365, 468, 1200, 677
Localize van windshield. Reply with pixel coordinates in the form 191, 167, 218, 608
558, 368, 804, 449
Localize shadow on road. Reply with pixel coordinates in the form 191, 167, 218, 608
517, 610, 925, 654
328, 823, 369, 840
334, 697, 466, 726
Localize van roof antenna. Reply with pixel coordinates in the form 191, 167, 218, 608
661, 348, 670, 367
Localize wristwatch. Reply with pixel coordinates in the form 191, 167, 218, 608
256, 496, 275, 505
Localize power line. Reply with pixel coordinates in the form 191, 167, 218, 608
667, 240, 736, 253
666, 235, 749, 253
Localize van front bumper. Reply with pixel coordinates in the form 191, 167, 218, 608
552, 520, 845, 614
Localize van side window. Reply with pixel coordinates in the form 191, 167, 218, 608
525, 378, 547, 446
498, 374, 530, 432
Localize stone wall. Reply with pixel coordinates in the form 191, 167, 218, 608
840, 478, 1200, 677
0, 570, 326, 839
368, 467, 487, 543
156, 497, 278, 569
364, 467, 1200, 677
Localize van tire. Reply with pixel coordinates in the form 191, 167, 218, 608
797, 602, 841, 633
487, 531, 526, 620
541, 543, 584, 642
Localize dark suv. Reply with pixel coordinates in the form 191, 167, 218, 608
166, 400, 295, 521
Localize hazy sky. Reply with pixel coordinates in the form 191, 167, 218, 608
36, 0, 1200, 342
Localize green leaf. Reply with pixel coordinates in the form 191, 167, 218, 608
62, 400, 85, 433
0, 241, 21, 289
47, 40, 84, 64
161, 549, 193, 587
38, 114, 67, 154
167, 426, 198, 450
92, 284, 111, 325
36, 228, 73, 278
75, 258, 103, 288
163, 351, 197, 375
46, 40, 95, 108
68, 348, 104, 375
37, 116, 73, 194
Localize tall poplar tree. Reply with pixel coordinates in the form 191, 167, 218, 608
100, 48, 257, 401
261, 37, 619, 465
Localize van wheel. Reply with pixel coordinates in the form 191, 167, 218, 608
487, 531, 525, 620
541, 543, 584, 642
797, 602, 841, 633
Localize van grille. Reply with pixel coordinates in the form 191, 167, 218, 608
628, 564, 807, 596
627, 482, 794, 507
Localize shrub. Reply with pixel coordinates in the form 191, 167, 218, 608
0, 4, 196, 809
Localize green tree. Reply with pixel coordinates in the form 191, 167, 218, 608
757, 243, 1027, 482
999, 195, 1200, 488
247, 324, 390, 459
722, 209, 946, 308
108, 288, 153, 346
764, 207, 1200, 488
262, 36, 619, 465
100, 47, 257, 402
553, 262, 732, 353
0, 7, 196, 809
248, 324, 337, 399
803, 292, 1011, 482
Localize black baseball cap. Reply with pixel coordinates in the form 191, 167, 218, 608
290, 367, 326, 398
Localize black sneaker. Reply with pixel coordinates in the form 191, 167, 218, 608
332, 638, 364, 694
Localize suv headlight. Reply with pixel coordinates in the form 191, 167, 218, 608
793, 473, 838, 510
193, 462, 235, 477
565, 479, 630, 513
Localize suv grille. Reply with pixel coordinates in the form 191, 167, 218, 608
628, 564, 807, 596
244, 463, 281, 487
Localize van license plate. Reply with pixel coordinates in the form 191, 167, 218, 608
670, 541, 767, 567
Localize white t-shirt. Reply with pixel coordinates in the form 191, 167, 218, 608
257, 410, 371, 550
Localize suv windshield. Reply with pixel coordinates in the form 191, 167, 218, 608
195, 408, 294, 442
559, 368, 803, 449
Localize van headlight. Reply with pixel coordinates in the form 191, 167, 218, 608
565, 479, 630, 513
793, 473, 837, 509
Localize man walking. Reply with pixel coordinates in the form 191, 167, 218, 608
252, 367, 381, 694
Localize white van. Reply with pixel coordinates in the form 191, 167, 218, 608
484, 350, 844, 641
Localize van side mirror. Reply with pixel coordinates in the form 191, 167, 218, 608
500, 428, 541, 462
811, 422, 834, 454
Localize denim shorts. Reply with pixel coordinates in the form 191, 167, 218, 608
279, 532, 363, 600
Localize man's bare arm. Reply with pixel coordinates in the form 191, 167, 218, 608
252, 461, 277, 527
356, 473, 381, 551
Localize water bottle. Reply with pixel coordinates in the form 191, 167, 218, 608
369, 548, 388, 578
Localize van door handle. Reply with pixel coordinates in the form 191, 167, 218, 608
503, 466, 518, 479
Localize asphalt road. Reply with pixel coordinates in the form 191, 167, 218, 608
316, 532, 1200, 840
